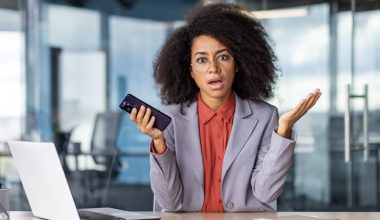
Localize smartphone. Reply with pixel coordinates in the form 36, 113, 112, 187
119, 94, 172, 131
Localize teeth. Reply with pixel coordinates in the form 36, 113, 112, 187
209, 80, 222, 84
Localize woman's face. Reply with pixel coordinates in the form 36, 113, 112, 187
190, 35, 237, 106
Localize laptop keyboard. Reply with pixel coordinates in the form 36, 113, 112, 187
78, 210, 125, 220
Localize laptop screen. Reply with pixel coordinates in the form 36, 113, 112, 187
8, 141, 161, 220
8, 141, 80, 220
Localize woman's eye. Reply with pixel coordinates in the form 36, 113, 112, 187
218, 54, 231, 61
196, 57, 208, 64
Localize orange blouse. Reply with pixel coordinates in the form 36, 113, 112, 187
197, 94, 235, 212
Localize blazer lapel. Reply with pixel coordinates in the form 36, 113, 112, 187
222, 94, 258, 179
176, 101, 204, 188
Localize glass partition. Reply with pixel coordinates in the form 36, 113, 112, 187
261, 3, 331, 210
109, 16, 168, 184
0, 6, 25, 210
248, 0, 380, 211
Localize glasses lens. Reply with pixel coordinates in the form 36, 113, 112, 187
192, 55, 234, 73
192, 62, 208, 72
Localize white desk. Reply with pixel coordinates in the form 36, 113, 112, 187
8, 211, 380, 220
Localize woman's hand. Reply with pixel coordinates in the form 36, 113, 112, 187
277, 88, 322, 138
130, 106, 167, 154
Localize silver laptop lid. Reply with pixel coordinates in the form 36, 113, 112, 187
8, 141, 80, 220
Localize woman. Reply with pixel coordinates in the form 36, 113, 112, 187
130, 3, 321, 212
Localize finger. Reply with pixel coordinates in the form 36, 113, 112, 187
146, 115, 156, 130
141, 108, 152, 128
282, 89, 321, 124
311, 88, 320, 94
283, 99, 306, 123
313, 91, 322, 105
290, 98, 306, 114
306, 88, 319, 103
298, 88, 320, 111
292, 97, 309, 116
303, 89, 322, 111
297, 91, 322, 118
130, 108, 138, 122
293, 91, 318, 119
136, 105, 146, 124
303, 93, 318, 111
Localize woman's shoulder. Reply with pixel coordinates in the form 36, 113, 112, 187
161, 103, 189, 118
234, 92, 277, 112
161, 100, 198, 119
245, 98, 278, 113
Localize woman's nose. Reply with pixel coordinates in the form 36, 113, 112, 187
208, 60, 220, 73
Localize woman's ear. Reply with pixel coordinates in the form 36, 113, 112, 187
235, 65, 239, 73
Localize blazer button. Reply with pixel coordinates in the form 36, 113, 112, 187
227, 202, 234, 209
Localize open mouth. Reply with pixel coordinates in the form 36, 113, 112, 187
208, 79, 224, 89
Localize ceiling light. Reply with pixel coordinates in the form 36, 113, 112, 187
252, 8, 308, 19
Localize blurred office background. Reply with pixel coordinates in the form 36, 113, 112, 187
0, 0, 379, 212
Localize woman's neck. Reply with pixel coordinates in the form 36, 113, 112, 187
200, 92, 232, 111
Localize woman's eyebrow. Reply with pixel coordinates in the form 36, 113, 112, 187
194, 51, 208, 56
193, 48, 229, 56
216, 48, 230, 54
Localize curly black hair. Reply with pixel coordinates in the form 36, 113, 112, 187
153, 2, 277, 108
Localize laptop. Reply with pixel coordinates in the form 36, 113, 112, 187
8, 141, 160, 220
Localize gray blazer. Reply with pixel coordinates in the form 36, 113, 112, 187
150, 94, 296, 212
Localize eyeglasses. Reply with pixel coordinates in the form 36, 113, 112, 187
191, 54, 235, 73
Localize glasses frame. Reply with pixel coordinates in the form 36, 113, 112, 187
190, 54, 235, 73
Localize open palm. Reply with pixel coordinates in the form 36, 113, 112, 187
277, 88, 322, 137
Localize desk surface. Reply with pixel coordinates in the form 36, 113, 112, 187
8, 211, 380, 220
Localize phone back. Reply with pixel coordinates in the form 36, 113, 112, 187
119, 94, 172, 131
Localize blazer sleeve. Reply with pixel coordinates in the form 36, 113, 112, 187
250, 107, 296, 203
149, 120, 183, 211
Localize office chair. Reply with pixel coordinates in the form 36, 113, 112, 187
82, 112, 122, 206
91, 112, 122, 174
53, 129, 72, 173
